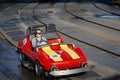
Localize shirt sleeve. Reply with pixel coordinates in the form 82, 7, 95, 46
32, 38, 37, 48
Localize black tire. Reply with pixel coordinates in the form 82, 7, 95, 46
19, 52, 26, 66
35, 61, 44, 77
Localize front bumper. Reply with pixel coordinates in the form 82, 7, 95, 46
49, 65, 95, 77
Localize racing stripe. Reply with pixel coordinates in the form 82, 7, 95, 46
60, 44, 80, 59
42, 46, 63, 62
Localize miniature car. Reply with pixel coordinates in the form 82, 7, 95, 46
17, 24, 93, 77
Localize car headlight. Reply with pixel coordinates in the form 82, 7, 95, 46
81, 62, 88, 68
50, 66, 58, 71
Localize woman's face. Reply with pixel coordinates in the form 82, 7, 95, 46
36, 30, 41, 38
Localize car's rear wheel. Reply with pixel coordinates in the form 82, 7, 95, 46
35, 61, 44, 77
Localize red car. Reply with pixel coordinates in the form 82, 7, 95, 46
17, 24, 93, 77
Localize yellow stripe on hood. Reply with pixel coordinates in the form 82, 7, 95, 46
60, 44, 80, 59
42, 46, 63, 62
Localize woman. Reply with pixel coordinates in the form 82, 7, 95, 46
32, 29, 47, 48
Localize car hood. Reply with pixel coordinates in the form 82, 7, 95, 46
37, 44, 85, 62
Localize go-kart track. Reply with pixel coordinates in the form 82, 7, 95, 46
0, 0, 120, 80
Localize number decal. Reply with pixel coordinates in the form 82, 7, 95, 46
50, 54, 60, 59
23, 38, 27, 45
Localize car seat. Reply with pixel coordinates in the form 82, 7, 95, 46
45, 24, 63, 44
45, 23, 58, 39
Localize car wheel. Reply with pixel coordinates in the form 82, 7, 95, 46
35, 61, 44, 77
19, 52, 26, 66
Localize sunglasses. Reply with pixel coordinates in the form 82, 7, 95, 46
36, 32, 41, 34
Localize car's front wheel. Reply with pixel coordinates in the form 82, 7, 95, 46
35, 61, 44, 77
19, 52, 26, 66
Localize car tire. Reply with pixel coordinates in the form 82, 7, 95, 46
35, 61, 44, 77
19, 52, 26, 66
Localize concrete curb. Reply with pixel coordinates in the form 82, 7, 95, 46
16, 21, 28, 33
0, 28, 17, 47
